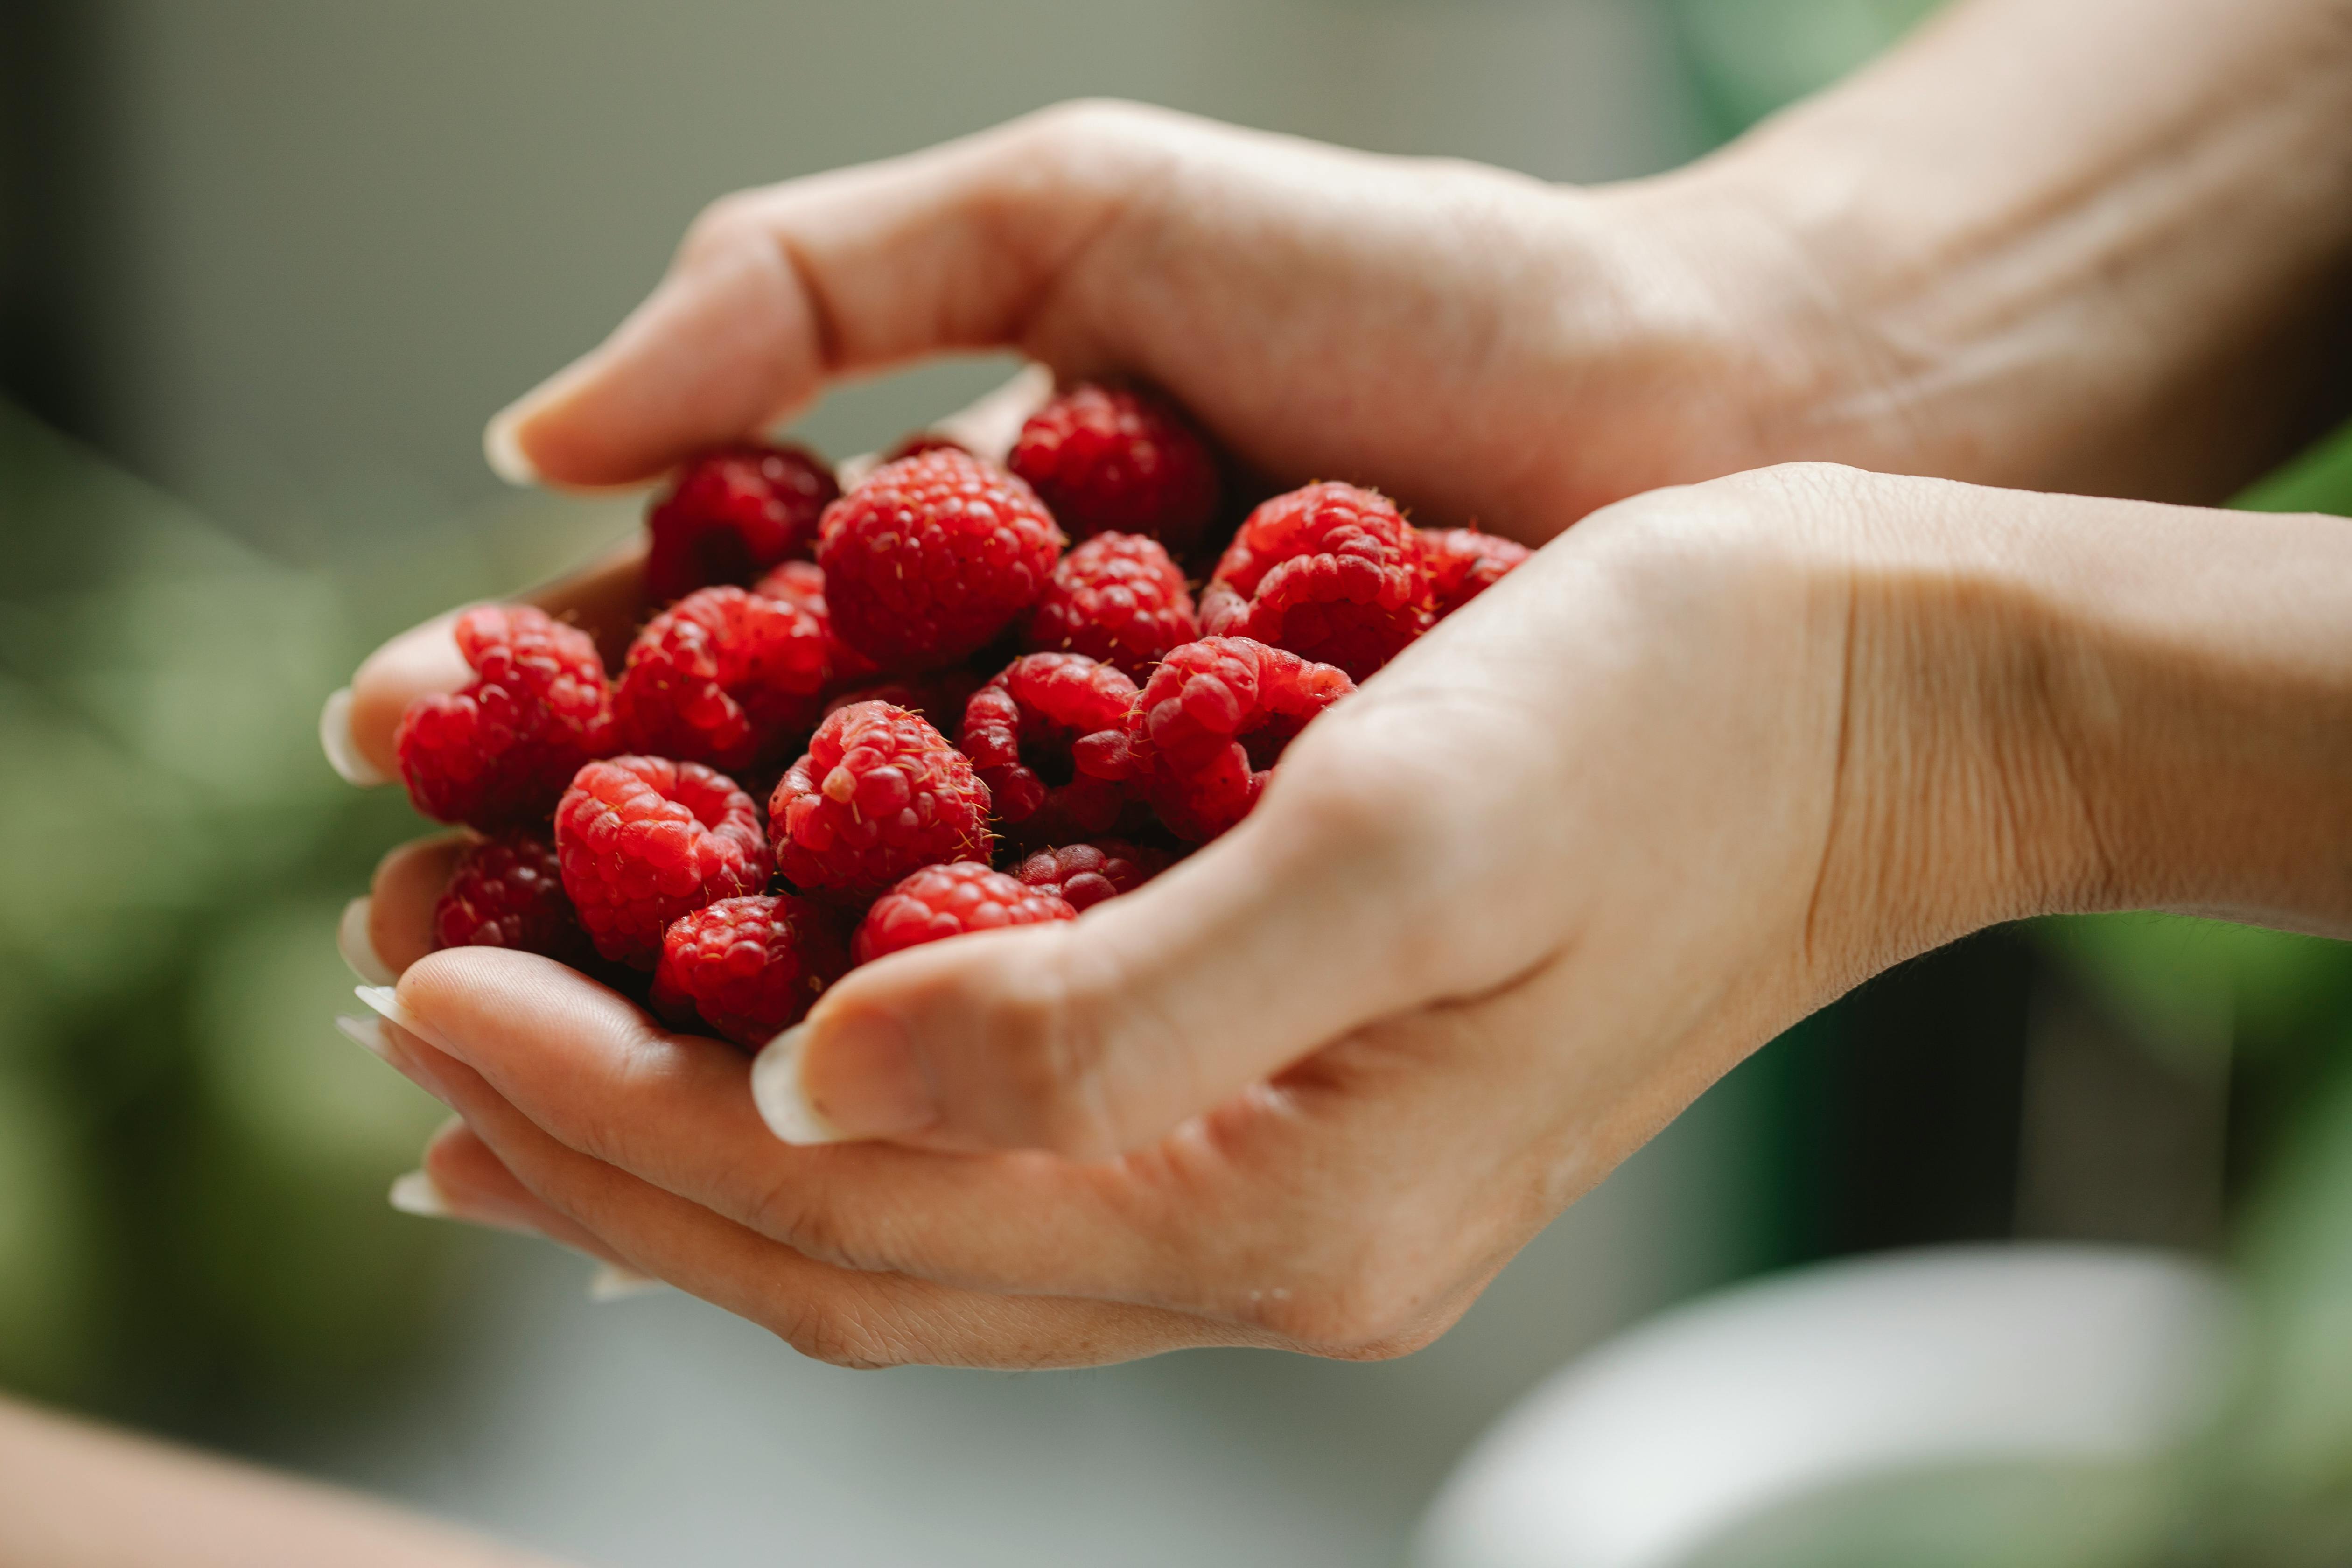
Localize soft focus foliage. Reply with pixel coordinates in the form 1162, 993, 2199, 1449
0, 404, 540, 1418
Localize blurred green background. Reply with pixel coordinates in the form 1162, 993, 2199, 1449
3, 1, 2351, 1564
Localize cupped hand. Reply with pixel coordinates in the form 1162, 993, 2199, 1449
346, 462, 2109, 1367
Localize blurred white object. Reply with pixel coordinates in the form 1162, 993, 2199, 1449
1416, 1245, 2233, 1568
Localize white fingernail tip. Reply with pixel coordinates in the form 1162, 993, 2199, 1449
354, 985, 458, 1055
751, 1024, 847, 1145
335, 1014, 392, 1062
588, 1263, 669, 1303
338, 896, 396, 985
483, 408, 541, 487
388, 1169, 453, 1218
319, 687, 390, 787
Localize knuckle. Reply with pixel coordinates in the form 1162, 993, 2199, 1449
679, 189, 774, 268
768, 1299, 901, 1370
1256, 1253, 1431, 1357
971, 952, 1123, 1154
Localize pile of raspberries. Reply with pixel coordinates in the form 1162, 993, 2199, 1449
398, 384, 1527, 1048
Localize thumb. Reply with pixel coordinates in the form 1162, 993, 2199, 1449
751, 726, 1488, 1160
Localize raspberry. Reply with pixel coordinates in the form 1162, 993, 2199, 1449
644, 442, 839, 604
650, 894, 849, 1049
1013, 840, 1172, 912
852, 861, 1076, 966
396, 604, 616, 829
1008, 384, 1220, 554
1098, 636, 1354, 841
613, 587, 830, 773
753, 559, 882, 685
432, 831, 594, 965
1421, 527, 1531, 618
958, 653, 1138, 847
815, 448, 1065, 670
555, 756, 772, 968
822, 667, 985, 735
769, 701, 993, 902
882, 431, 970, 462
1024, 532, 1199, 680
1199, 482, 1433, 680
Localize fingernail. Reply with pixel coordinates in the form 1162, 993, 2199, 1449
388, 1169, 453, 1218
751, 1014, 934, 1145
319, 686, 390, 787
835, 451, 882, 490
336, 1014, 393, 1063
355, 985, 459, 1056
483, 404, 543, 488
338, 1012, 452, 1103
338, 896, 396, 985
588, 1263, 668, 1303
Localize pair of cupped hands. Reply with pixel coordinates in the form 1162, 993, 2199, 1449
327, 104, 2204, 1367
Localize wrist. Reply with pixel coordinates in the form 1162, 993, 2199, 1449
1824, 477, 2352, 962
1655, 0, 2352, 503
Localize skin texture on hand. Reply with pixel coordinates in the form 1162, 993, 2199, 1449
332, 0, 2352, 1367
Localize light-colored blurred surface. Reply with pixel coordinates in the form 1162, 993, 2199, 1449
1417, 1246, 2235, 1568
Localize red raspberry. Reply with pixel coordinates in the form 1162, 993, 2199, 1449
396, 604, 616, 829
958, 653, 1138, 847
753, 559, 882, 685
1024, 532, 1199, 680
644, 442, 839, 604
1099, 636, 1354, 841
769, 702, 993, 902
555, 756, 771, 968
1421, 527, 1531, 618
1013, 840, 1172, 912
650, 894, 849, 1049
882, 431, 970, 462
432, 831, 594, 964
815, 448, 1065, 670
613, 587, 830, 773
852, 862, 1076, 966
1199, 482, 1433, 680
1008, 384, 1220, 554
821, 667, 985, 735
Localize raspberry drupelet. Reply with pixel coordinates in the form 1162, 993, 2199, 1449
555, 756, 772, 968
1199, 482, 1434, 681
613, 587, 831, 774
1008, 383, 1221, 554
1421, 527, 1531, 618
815, 448, 1065, 671
1024, 532, 1199, 680
650, 894, 850, 1049
644, 442, 839, 604
432, 831, 594, 965
852, 861, 1077, 966
959, 652, 1139, 847
1013, 840, 1173, 912
395, 604, 616, 829
1101, 636, 1355, 841
769, 701, 993, 903
752, 559, 882, 686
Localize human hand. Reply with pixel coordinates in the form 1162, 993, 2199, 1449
342, 461, 2352, 1370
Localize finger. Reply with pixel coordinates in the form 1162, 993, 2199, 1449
366, 991, 1250, 1369
324, 539, 647, 786
483, 106, 1160, 488
344, 833, 469, 981
408, 1117, 626, 1265
387, 931, 1547, 1357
